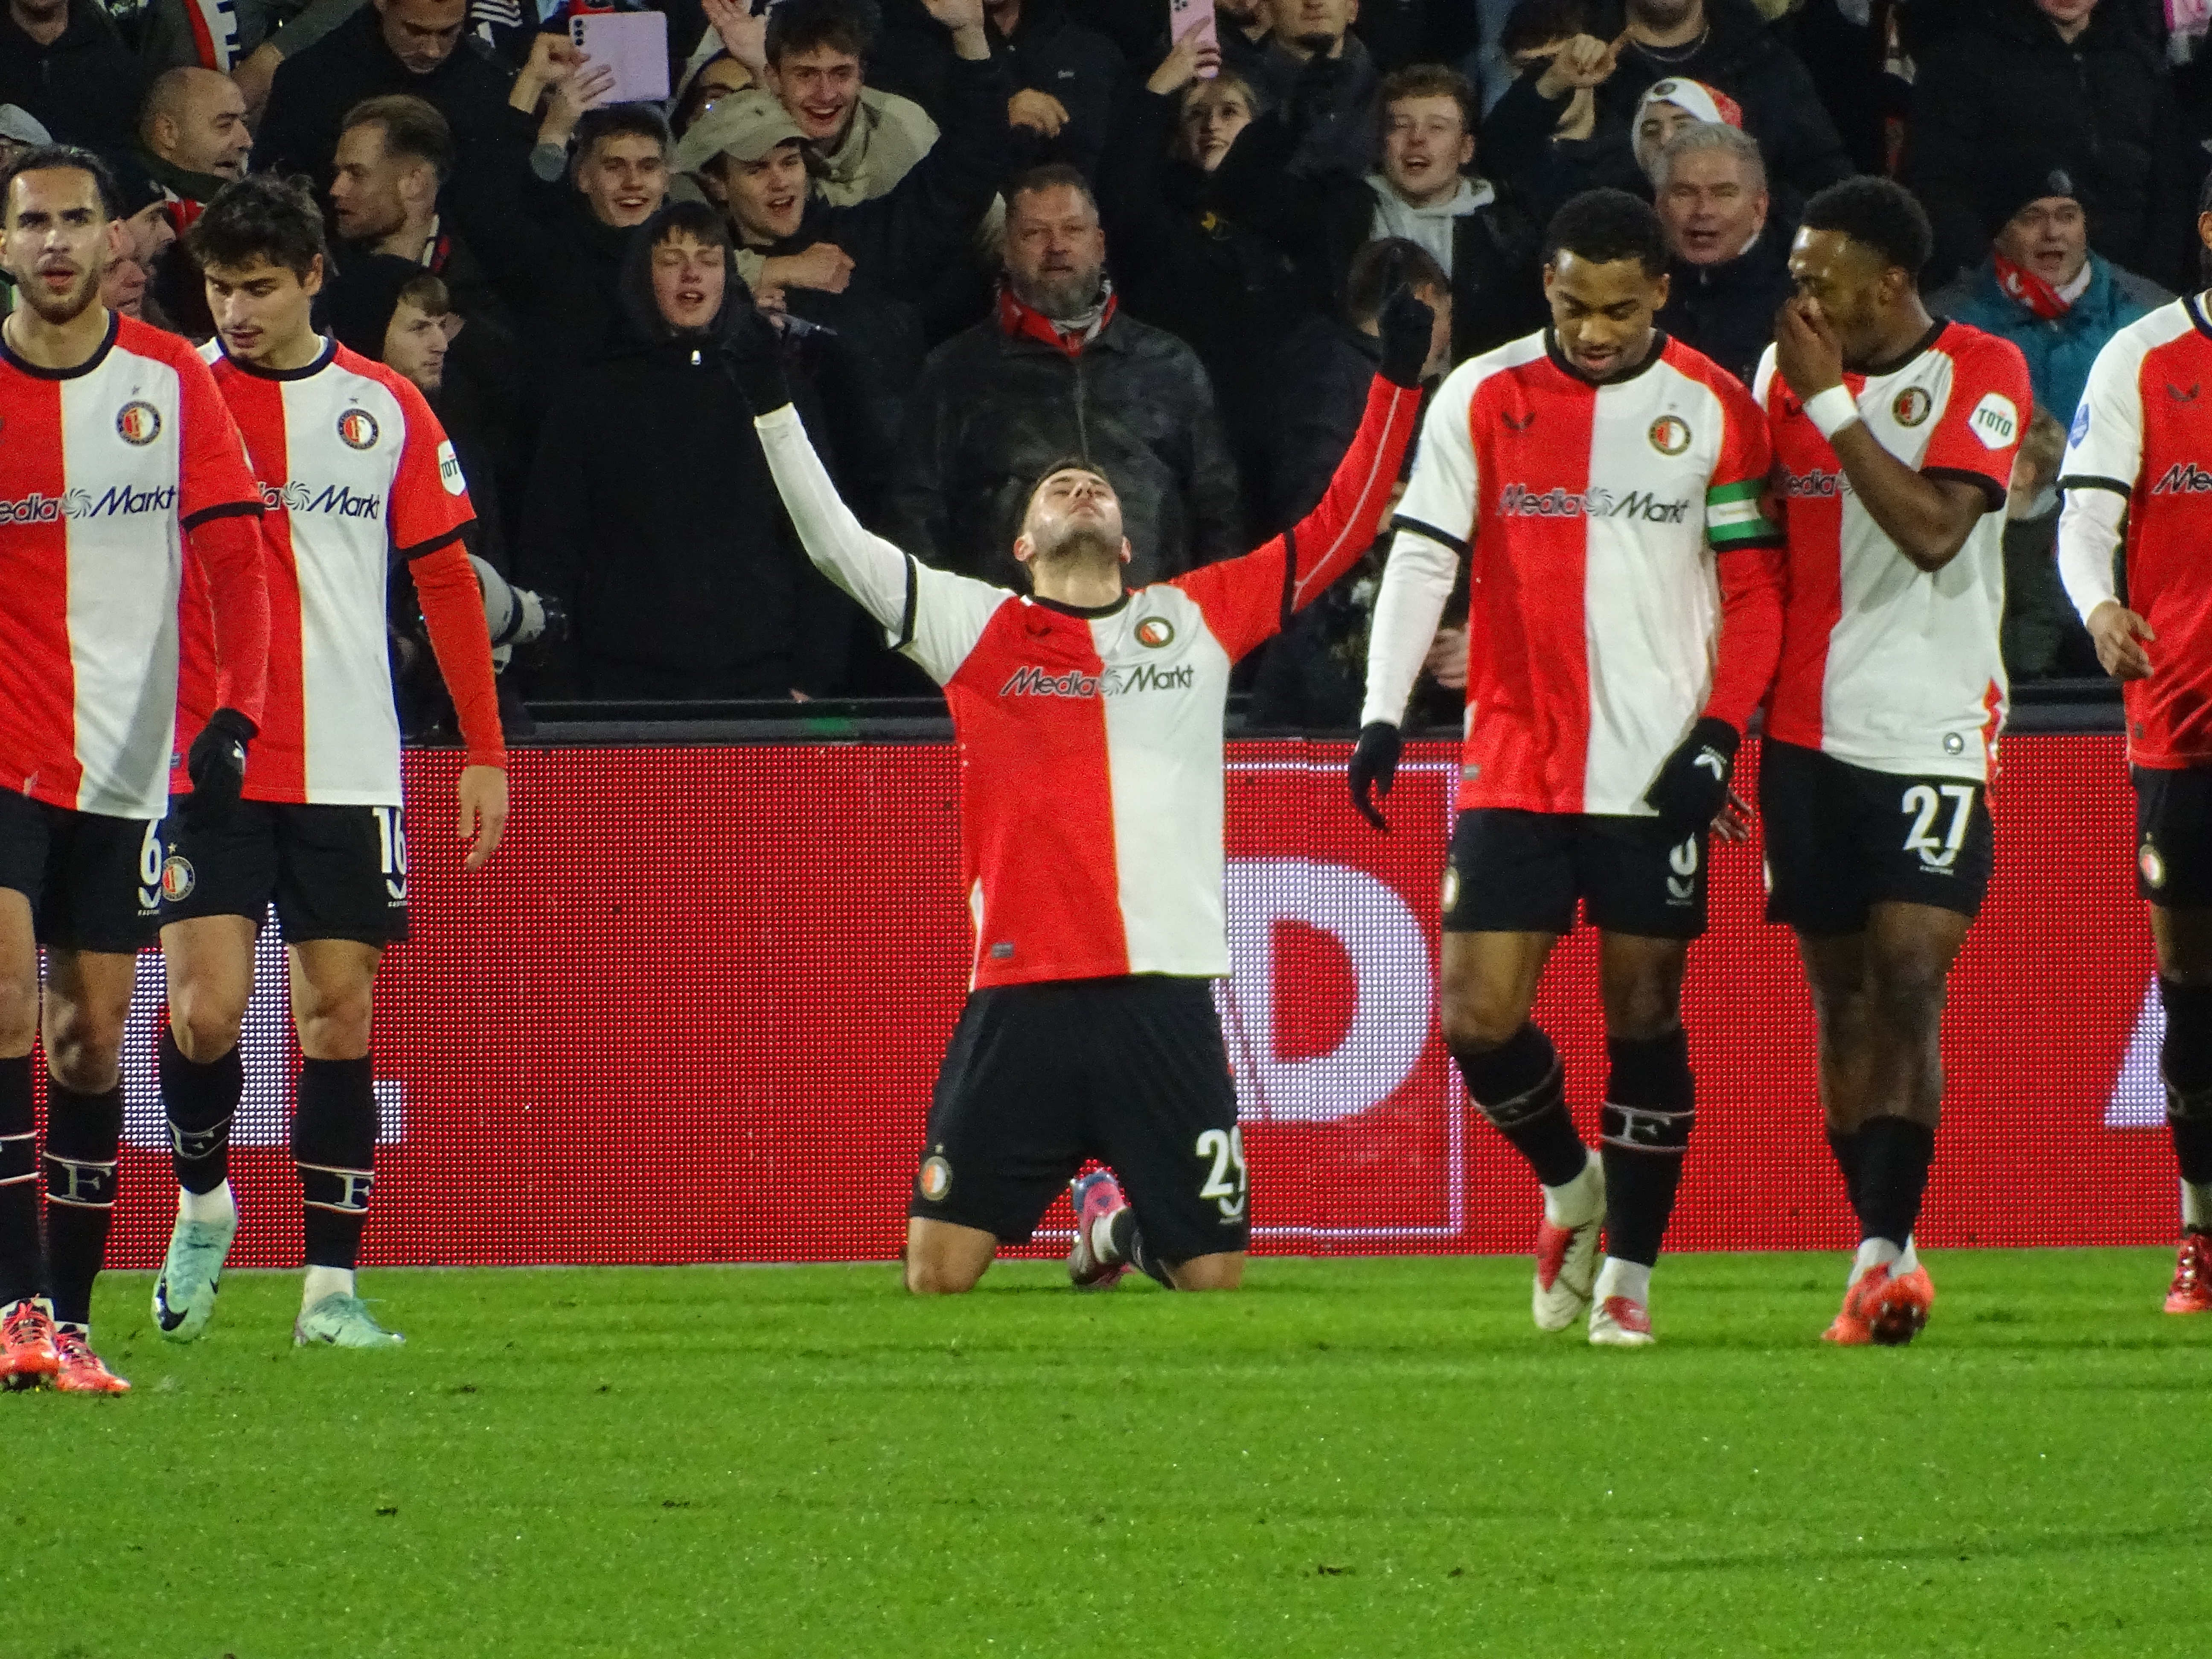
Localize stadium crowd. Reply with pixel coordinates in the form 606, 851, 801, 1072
2, 0, 2200, 706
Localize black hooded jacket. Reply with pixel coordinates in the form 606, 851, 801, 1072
1902, 0, 2196, 290
1484, 0, 1852, 226
515, 216, 850, 699
0, 0, 146, 150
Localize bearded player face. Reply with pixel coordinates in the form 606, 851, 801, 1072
1, 166, 112, 326
1015, 467, 1132, 584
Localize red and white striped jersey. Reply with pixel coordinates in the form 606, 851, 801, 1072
2058, 296, 2212, 768
756, 376, 1422, 989
1755, 321, 2029, 783
0, 314, 262, 820
1363, 330, 1781, 815
182, 337, 473, 806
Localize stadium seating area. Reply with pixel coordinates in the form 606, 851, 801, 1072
1, 0, 2186, 712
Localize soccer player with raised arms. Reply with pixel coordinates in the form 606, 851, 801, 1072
727, 276, 1432, 1295
1758, 178, 2029, 1345
0, 146, 271, 1393
2057, 187, 2212, 1314
1349, 188, 1786, 1347
150, 175, 508, 1351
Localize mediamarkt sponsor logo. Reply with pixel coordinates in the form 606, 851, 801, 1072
2152, 461, 2212, 496
1001, 662, 1196, 698
1781, 469, 1849, 499
260, 480, 384, 520
1497, 483, 1691, 524
0, 484, 179, 524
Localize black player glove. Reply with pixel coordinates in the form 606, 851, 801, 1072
1349, 721, 1403, 832
1376, 283, 1438, 390
183, 707, 256, 830
1644, 716, 1740, 830
720, 293, 793, 416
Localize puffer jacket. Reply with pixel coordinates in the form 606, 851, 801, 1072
1928, 250, 2168, 419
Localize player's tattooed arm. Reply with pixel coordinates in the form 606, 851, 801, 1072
1774, 298, 1988, 573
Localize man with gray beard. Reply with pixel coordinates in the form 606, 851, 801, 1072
884, 163, 1245, 591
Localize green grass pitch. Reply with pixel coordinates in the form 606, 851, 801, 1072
4, 1250, 2203, 1657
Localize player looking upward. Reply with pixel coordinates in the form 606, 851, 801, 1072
0, 146, 271, 1393
1350, 188, 1786, 1348
726, 278, 1431, 1296
2057, 187, 2212, 1314
151, 175, 507, 1351
1758, 177, 2029, 1345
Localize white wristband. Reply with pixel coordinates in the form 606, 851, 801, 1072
1803, 385, 1861, 442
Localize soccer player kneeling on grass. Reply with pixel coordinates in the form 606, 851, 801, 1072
1350, 189, 1785, 1347
1757, 178, 2028, 1345
728, 274, 1431, 1294
151, 175, 508, 1351
2057, 182, 2212, 1316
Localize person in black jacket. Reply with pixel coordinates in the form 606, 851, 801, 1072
1902, 0, 2197, 292
257, 0, 516, 188
1651, 120, 1789, 384
678, 4, 1007, 505
0, 0, 146, 150
886, 164, 1246, 591
515, 201, 851, 701
1249, 0, 1385, 179
1484, 0, 1850, 230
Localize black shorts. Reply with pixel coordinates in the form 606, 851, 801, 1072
1760, 739, 1994, 933
911, 975, 1249, 1264
2134, 766, 2212, 908
1441, 809, 1708, 939
157, 800, 409, 945
0, 791, 161, 953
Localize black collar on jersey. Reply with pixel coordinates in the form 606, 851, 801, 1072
1543, 326, 1671, 388
0, 308, 118, 380
1029, 592, 1132, 620
219, 333, 337, 381
2187, 290, 2212, 342
1851, 318, 1947, 381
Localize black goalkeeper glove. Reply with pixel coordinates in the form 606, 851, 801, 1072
183, 707, 256, 830
1349, 721, 1403, 832
1644, 716, 1740, 830
720, 295, 793, 416
1376, 283, 1438, 389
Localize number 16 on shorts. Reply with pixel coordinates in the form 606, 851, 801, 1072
1196, 1126, 1247, 1222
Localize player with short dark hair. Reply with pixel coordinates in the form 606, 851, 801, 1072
1351, 187, 1786, 1346
2057, 196, 2212, 1313
0, 145, 271, 1392
725, 277, 1432, 1297
1758, 175, 2030, 1345
151, 172, 507, 1351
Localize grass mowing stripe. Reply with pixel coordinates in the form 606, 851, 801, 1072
1, 1250, 2198, 1656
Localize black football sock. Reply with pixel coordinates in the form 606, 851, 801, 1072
1825, 1127, 1866, 1225
42, 1080, 121, 1330
1456, 1023, 1587, 1189
294, 1057, 376, 1271
1107, 1207, 1174, 1288
161, 1027, 241, 1196
2159, 979, 2212, 1222
1598, 1028, 1694, 1268
1856, 1115, 1936, 1253
0, 1055, 40, 1307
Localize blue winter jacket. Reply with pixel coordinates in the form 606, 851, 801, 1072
1931, 252, 2171, 422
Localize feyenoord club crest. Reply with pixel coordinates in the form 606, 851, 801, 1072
918, 1155, 953, 1203
116, 401, 161, 445
2142, 840, 2167, 891
336, 407, 381, 450
1647, 414, 1691, 456
1892, 386, 1933, 427
1135, 617, 1174, 649
160, 853, 196, 902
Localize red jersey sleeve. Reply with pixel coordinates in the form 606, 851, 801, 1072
172, 344, 271, 728
1918, 329, 2032, 509
384, 373, 474, 560
1170, 375, 1422, 663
